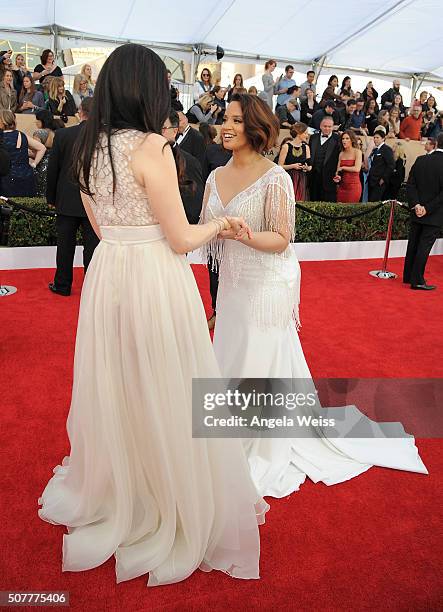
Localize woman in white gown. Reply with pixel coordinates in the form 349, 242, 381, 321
38, 45, 269, 586
201, 93, 427, 498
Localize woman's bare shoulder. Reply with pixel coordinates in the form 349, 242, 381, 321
139, 132, 168, 151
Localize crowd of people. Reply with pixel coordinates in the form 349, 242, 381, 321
35, 44, 435, 594
259, 63, 441, 139
185, 63, 439, 203
0, 49, 95, 197
0, 48, 440, 206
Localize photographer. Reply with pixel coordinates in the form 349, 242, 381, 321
186, 93, 220, 125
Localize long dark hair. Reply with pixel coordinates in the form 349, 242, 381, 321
199, 122, 217, 145
40, 49, 54, 65
19, 74, 36, 104
35, 109, 63, 131
74, 43, 171, 196
340, 129, 358, 151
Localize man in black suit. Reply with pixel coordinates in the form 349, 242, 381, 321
163, 110, 204, 225
309, 116, 340, 202
46, 97, 99, 296
368, 128, 395, 202
176, 111, 206, 170
310, 100, 340, 130
403, 132, 443, 290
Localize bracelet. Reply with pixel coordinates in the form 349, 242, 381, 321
211, 217, 227, 237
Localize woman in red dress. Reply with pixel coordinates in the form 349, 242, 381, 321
334, 130, 363, 202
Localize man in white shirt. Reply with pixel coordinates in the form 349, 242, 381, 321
309, 116, 340, 202
175, 112, 205, 169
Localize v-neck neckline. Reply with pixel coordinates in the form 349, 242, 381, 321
213, 165, 277, 209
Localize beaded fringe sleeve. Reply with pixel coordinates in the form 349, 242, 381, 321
200, 167, 300, 330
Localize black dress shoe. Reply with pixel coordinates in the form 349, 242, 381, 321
411, 283, 437, 291
48, 282, 71, 296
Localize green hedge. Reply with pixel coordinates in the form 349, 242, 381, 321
4, 197, 412, 247
6, 198, 58, 247
294, 201, 409, 242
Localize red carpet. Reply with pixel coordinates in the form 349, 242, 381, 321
1, 256, 442, 610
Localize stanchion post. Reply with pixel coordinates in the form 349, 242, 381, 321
369, 199, 398, 280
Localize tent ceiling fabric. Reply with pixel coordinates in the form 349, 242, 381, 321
1, 0, 443, 79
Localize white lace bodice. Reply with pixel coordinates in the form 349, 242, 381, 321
89, 129, 158, 227
201, 164, 296, 266
201, 164, 300, 329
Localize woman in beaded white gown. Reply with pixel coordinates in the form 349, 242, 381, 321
201, 94, 427, 499
38, 45, 269, 586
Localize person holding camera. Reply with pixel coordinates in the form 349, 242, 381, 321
186, 93, 220, 125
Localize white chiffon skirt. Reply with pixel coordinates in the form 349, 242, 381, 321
38, 225, 268, 586
213, 248, 428, 499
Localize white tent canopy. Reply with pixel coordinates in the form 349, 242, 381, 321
1, 0, 443, 82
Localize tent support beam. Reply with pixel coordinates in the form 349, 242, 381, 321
191, 44, 205, 82
410, 73, 428, 103
51, 24, 59, 60
312, 55, 327, 84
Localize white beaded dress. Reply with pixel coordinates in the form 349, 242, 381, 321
38, 129, 268, 585
201, 163, 427, 498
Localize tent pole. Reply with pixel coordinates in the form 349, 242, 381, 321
52, 24, 59, 60
410, 74, 418, 104
413, 73, 428, 102
313, 55, 326, 84
190, 47, 196, 84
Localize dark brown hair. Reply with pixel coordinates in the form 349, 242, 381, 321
289, 122, 308, 138
19, 74, 36, 105
340, 129, 359, 150
40, 49, 54, 65
199, 122, 217, 145
230, 93, 279, 153
233, 73, 243, 87
200, 68, 212, 85
73, 44, 171, 197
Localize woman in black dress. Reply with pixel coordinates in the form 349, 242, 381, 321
300, 88, 320, 125
277, 122, 311, 201
32, 49, 63, 85
365, 98, 379, 135
47, 77, 77, 120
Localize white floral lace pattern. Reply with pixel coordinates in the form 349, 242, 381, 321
90, 129, 158, 227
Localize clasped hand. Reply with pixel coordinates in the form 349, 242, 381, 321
218, 216, 252, 240
414, 204, 427, 217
